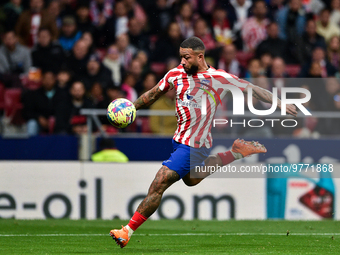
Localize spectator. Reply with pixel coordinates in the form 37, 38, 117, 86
152, 22, 183, 62
147, 0, 173, 35
121, 73, 138, 102
3, 0, 23, 31
65, 39, 90, 76
327, 35, 340, 69
91, 138, 129, 162
124, 0, 147, 28
22, 71, 67, 136
58, 16, 82, 53
63, 81, 94, 134
299, 47, 337, 77
0, 30, 32, 78
31, 28, 65, 74
102, 0, 129, 46
81, 32, 95, 54
193, 18, 216, 51
241, 0, 269, 52
245, 58, 264, 81
89, 0, 114, 27
128, 58, 144, 93
90, 82, 105, 107
268, 57, 290, 96
166, 58, 180, 72
140, 72, 157, 95
218, 44, 245, 77
276, 0, 307, 40
116, 33, 137, 70
317, 8, 340, 42
276, 0, 307, 63
135, 51, 150, 75
299, 19, 327, 64
303, 63, 332, 111
127, 17, 150, 54
267, 0, 285, 19
97, 85, 125, 126
325, 77, 340, 97
80, 54, 113, 91
176, 2, 197, 39
330, 0, 340, 25
76, 4, 95, 34
103, 86, 126, 104
58, 0, 77, 18
211, 6, 233, 45
260, 53, 273, 74
225, 0, 252, 35
149, 87, 177, 135
15, 0, 58, 47
56, 69, 72, 90
47, 0, 62, 29
193, 0, 218, 20
269, 57, 289, 78
103, 44, 125, 87
255, 22, 288, 60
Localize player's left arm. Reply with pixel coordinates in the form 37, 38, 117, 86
244, 83, 298, 117
134, 83, 167, 110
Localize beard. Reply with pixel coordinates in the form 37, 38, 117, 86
184, 64, 199, 75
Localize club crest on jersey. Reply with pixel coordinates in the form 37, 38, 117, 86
200, 79, 210, 87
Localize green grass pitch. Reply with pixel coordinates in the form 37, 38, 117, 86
1, 219, 340, 254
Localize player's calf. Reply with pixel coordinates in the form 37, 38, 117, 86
183, 139, 267, 186
110, 166, 179, 248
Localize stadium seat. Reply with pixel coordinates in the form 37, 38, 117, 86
21, 76, 41, 90
48, 116, 56, 134
236, 51, 254, 68
285, 65, 301, 77
4, 88, 24, 125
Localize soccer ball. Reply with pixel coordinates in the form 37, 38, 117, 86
107, 98, 136, 128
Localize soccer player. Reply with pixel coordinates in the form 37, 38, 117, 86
110, 37, 297, 248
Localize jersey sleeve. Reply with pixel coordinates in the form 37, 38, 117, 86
158, 70, 176, 92
227, 73, 250, 92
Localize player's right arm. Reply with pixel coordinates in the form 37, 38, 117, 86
134, 83, 167, 110
245, 83, 298, 117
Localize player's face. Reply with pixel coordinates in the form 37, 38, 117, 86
179, 47, 200, 75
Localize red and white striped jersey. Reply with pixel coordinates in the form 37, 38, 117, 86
158, 65, 249, 148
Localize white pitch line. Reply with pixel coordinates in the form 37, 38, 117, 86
1, 233, 340, 237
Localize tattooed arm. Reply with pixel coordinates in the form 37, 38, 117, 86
245, 83, 297, 117
134, 83, 167, 110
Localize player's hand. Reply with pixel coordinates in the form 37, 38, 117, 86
285, 104, 297, 117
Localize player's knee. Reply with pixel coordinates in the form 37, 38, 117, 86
149, 169, 175, 194
183, 178, 201, 187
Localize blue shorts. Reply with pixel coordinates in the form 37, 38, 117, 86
162, 139, 211, 179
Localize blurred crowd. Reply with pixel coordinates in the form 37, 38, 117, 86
1, 0, 340, 137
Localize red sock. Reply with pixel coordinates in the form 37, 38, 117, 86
217, 151, 236, 166
127, 211, 148, 231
